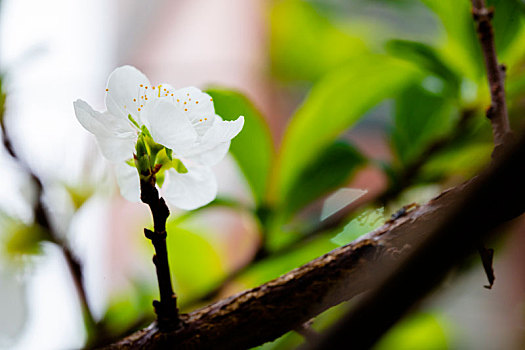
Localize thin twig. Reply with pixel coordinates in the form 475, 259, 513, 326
472, 0, 512, 146
0, 101, 97, 332
140, 178, 180, 330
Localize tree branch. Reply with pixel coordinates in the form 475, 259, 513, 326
472, 0, 512, 146
140, 179, 179, 330
105, 128, 525, 349
0, 98, 98, 334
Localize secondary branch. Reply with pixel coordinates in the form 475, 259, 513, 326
472, 0, 511, 146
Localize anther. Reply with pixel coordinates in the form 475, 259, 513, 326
105, 88, 109, 92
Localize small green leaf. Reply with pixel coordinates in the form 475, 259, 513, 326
486, 0, 525, 56
2, 217, 49, 258
420, 0, 484, 80
275, 54, 420, 204
282, 140, 365, 217
386, 40, 461, 97
421, 142, 493, 179
206, 89, 274, 205
391, 82, 455, 165
331, 208, 385, 246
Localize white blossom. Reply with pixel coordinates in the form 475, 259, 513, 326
74, 65, 244, 210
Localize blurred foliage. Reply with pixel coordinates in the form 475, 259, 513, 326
331, 207, 385, 246
165, 221, 225, 299
206, 89, 274, 206
374, 312, 451, 350
282, 140, 365, 217
274, 54, 420, 205
270, 0, 368, 82
0, 214, 49, 259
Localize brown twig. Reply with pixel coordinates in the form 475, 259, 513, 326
139, 179, 179, 330
472, 0, 512, 147
0, 96, 97, 333
104, 128, 525, 350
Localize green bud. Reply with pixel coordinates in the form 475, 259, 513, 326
135, 136, 151, 177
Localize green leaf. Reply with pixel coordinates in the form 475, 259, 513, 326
486, 0, 525, 56
420, 0, 484, 80
1, 213, 50, 258
270, 0, 368, 82
275, 54, 420, 203
375, 313, 451, 350
331, 208, 385, 246
386, 40, 461, 97
240, 234, 337, 288
166, 222, 224, 299
391, 82, 455, 165
421, 142, 493, 179
206, 89, 274, 205
282, 140, 365, 217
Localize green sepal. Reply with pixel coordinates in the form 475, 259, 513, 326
135, 136, 151, 178
156, 169, 166, 187
172, 159, 188, 174
128, 114, 140, 129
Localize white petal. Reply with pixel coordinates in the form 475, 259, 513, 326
187, 141, 231, 166
162, 165, 217, 210
74, 99, 111, 136
75, 99, 136, 135
115, 163, 140, 202
95, 134, 137, 162
142, 99, 198, 152
182, 115, 244, 165
171, 87, 215, 135
105, 65, 151, 121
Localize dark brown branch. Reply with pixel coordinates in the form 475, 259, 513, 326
105, 128, 525, 349
139, 179, 179, 330
307, 128, 525, 350
472, 0, 512, 146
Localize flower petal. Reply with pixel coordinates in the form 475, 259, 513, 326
74, 99, 110, 136
105, 65, 151, 121
95, 133, 137, 162
74, 99, 137, 162
142, 99, 198, 153
182, 115, 244, 165
163, 165, 217, 210
171, 87, 215, 135
115, 163, 140, 202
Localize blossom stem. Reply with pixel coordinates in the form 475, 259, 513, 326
140, 178, 180, 330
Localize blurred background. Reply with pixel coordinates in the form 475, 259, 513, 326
1, 0, 525, 349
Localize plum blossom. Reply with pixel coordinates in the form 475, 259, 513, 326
73, 65, 244, 210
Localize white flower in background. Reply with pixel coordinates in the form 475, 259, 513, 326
73, 65, 244, 210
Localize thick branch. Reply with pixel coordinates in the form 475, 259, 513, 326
140, 179, 179, 329
106, 129, 525, 349
472, 0, 511, 146
307, 131, 525, 350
